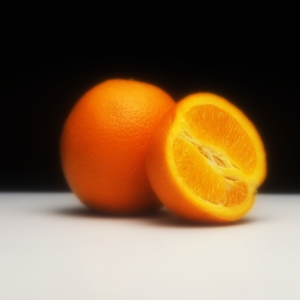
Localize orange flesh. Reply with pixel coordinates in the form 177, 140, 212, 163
186, 105, 257, 174
173, 105, 256, 207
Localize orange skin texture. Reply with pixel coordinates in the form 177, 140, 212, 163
146, 93, 266, 223
60, 79, 175, 214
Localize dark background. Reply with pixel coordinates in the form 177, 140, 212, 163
1, 53, 299, 193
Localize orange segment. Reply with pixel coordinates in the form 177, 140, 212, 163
185, 105, 256, 175
173, 137, 249, 207
146, 93, 266, 223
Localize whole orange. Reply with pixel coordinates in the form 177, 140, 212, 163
60, 79, 175, 214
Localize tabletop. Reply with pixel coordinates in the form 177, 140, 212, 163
1, 193, 300, 300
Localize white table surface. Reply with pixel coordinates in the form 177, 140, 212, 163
1, 193, 300, 300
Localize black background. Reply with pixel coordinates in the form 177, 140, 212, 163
1, 53, 299, 193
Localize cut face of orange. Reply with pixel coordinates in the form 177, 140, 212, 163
146, 93, 266, 223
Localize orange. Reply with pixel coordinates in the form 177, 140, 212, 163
146, 92, 266, 223
60, 79, 175, 214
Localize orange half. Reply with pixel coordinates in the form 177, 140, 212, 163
146, 93, 266, 223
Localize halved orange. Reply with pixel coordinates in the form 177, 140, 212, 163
146, 93, 266, 223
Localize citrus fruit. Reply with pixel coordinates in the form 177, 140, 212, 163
60, 79, 175, 214
146, 92, 266, 223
